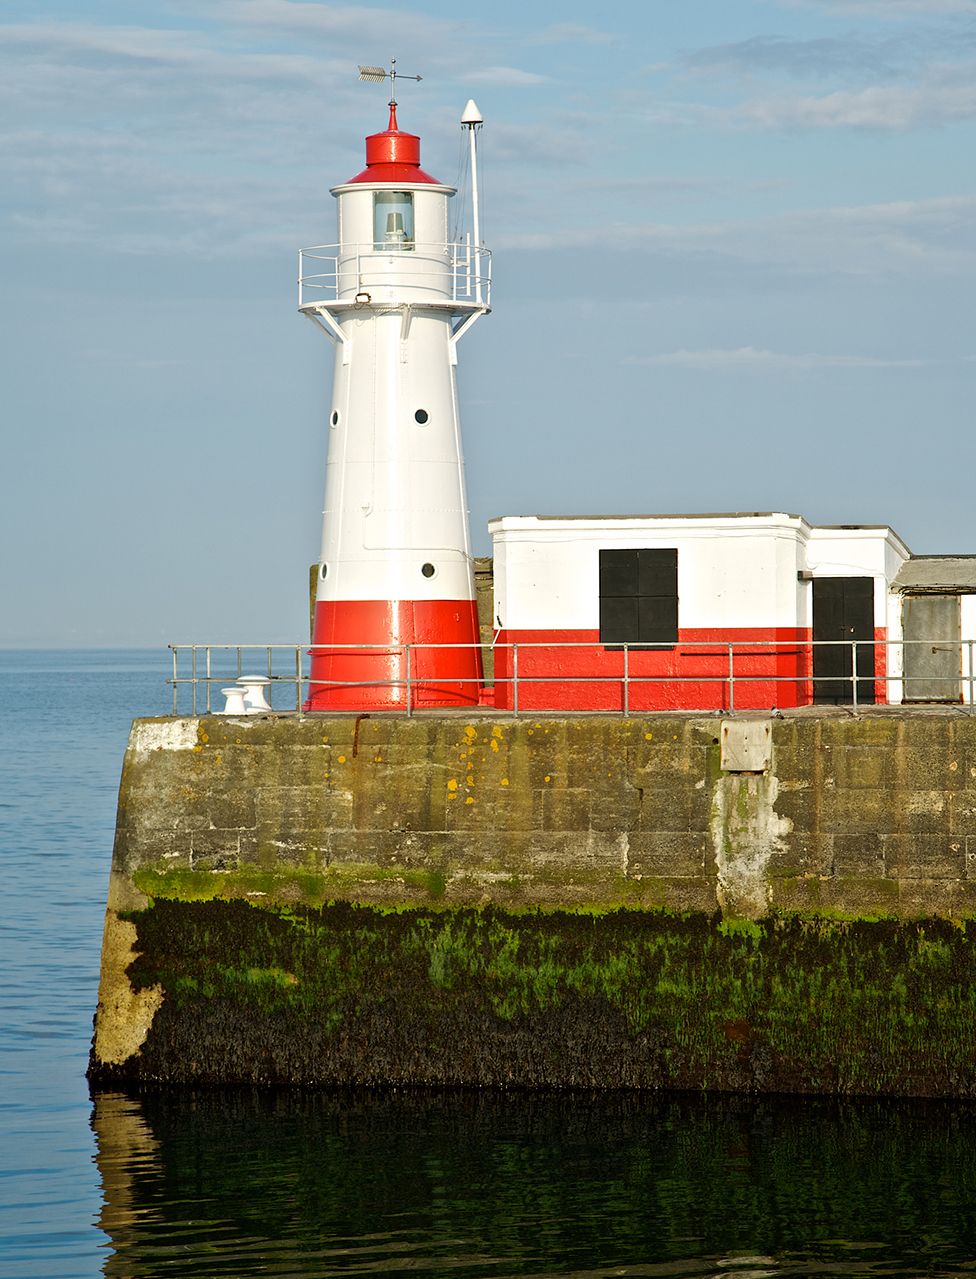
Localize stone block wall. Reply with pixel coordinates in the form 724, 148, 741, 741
89, 711, 976, 1094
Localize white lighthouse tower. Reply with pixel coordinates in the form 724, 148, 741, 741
300, 76, 490, 710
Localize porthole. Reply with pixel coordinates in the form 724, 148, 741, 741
330, 410, 339, 427
421, 562, 436, 578
320, 563, 328, 580
414, 409, 429, 424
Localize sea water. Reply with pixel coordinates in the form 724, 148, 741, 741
3, 649, 976, 1278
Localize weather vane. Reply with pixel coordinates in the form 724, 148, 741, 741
358, 58, 422, 107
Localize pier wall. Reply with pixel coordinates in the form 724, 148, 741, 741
90, 712, 976, 1094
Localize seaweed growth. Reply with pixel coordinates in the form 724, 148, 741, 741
91, 899, 976, 1096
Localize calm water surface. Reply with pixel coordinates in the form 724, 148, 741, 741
3, 650, 976, 1278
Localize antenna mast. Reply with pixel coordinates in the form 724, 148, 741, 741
461, 100, 485, 305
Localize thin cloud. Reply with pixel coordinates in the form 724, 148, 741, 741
781, 0, 976, 15
468, 66, 548, 87
217, 0, 463, 44
624, 347, 927, 370
497, 194, 976, 279
533, 23, 618, 46
0, 20, 347, 84
682, 30, 976, 79
738, 76, 976, 128
684, 34, 912, 79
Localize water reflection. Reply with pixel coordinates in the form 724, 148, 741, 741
92, 1089, 976, 1278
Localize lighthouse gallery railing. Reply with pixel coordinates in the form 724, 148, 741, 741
167, 639, 976, 716
299, 242, 491, 308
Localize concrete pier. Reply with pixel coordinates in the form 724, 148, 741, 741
89, 710, 976, 1094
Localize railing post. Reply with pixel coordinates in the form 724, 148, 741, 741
512, 643, 519, 717
728, 642, 734, 714
622, 644, 630, 716
191, 646, 198, 716
851, 640, 858, 710
295, 645, 302, 712
405, 644, 413, 717
205, 647, 212, 714
171, 646, 178, 716
970, 639, 974, 713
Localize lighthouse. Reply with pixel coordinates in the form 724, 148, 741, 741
300, 79, 490, 711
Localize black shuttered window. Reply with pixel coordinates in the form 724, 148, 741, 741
599, 548, 678, 647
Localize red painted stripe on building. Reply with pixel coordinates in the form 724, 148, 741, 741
491, 627, 889, 712
306, 599, 482, 711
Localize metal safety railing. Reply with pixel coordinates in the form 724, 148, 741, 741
298, 241, 492, 309
168, 638, 976, 717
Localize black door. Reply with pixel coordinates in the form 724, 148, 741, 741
813, 577, 876, 705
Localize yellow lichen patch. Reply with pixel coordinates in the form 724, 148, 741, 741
373, 755, 383, 763
337, 754, 347, 764
92, 912, 164, 1067
544, 775, 552, 784
492, 726, 504, 739
501, 778, 509, 786
950, 760, 959, 772
490, 739, 499, 753
645, 732, 653, 741
464, 726, 476, 741
465, 796, 475, 805
447, 778, 459, 792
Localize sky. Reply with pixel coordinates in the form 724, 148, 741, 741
2, 0, 975, 646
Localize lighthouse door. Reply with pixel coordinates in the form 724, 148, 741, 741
812, 577, 876, 705
902, 594, 961, 702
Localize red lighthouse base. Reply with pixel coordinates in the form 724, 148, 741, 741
306, 599, 483, 711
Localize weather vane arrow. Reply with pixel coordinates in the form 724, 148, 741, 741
358, 58, 422, 106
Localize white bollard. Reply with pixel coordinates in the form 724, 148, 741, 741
220, 686, 248, 715
237, 675, 272, 713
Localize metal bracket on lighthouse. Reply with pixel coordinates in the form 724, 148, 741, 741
451, 309, 488, 347
303, 307, 348, 350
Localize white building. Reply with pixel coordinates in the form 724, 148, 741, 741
485, 513, 976, 711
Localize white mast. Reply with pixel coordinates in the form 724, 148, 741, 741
461, 99, 484, 305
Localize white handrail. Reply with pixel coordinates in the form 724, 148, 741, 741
166, 639, 976, 717
298, 242, 492, 308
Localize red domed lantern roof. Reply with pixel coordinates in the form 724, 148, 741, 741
345, 104, 442, 186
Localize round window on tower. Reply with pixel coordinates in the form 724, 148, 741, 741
421, 562, 436, 579
330, 410, 339, 427
320, 563, 328, 580
414, 409, 429, 425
